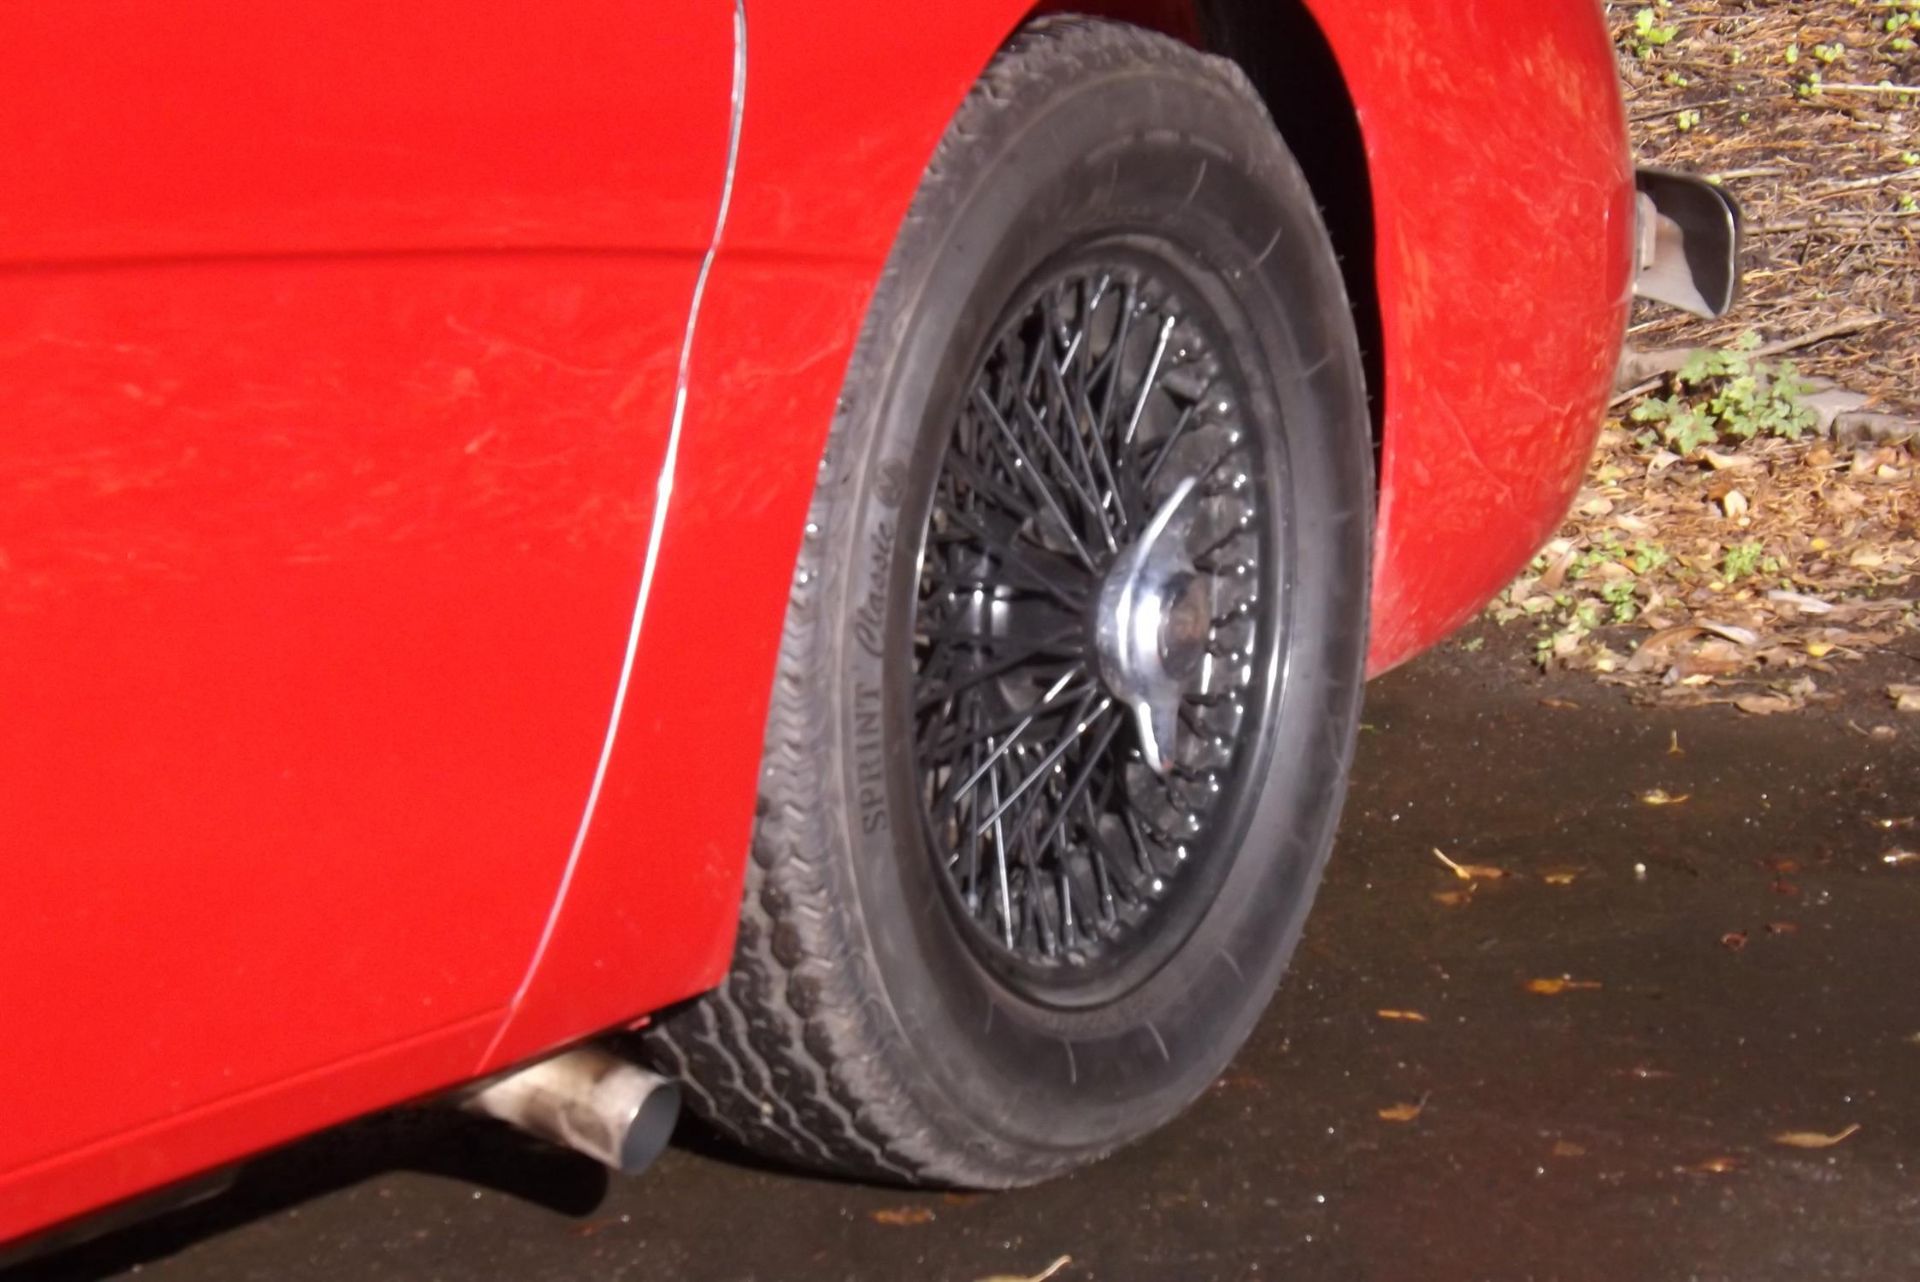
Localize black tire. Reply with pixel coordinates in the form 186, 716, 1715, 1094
642, 16, 1371, 1186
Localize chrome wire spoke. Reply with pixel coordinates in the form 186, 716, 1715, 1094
1009, 383, 1117, 556
918, 672, 1096, 768
972, 690, 1112, 839
1121, 314, 1177, 446
970, 387, 1100, 573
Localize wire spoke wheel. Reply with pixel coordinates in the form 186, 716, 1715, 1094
910, 249, 1276, 999
647, 18, 1370, 1186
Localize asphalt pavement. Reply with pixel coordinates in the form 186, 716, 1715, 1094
16, 631, 1920, 1282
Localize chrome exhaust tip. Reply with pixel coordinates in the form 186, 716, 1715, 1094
463, 1045, 681, 1173
1633, 166, 1744, 319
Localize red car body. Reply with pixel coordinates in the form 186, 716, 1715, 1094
0, 0, 1632, 1245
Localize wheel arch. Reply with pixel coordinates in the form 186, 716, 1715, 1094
1039, 0, 1385, 450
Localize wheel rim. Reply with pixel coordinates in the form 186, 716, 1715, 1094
908, 242, 1284, 1003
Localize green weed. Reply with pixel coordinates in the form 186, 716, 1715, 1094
1627, 6, 1680, 58
1629, 333, 1817, 455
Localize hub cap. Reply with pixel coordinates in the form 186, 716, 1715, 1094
908, 249, 1279, 993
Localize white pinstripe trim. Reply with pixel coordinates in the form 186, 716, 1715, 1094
482, 0, 748, 1066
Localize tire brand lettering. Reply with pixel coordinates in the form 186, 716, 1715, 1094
853, 682, 887, 833
852, 516, 894, 658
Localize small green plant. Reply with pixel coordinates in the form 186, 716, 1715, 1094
1675, 108, 1702, 132
1721, 540, 1765, 582
1631, 398, 1718, 454
1886, 10, 1915, 51
1629, 540, 1671, 575
1812, 42, 1846, 64
1600, 579, 1641, 624
1533, 629, 1558, 667
1629, 333, 1818, 455
1627, 6, 1679, 58
1571, 531, 1627, 580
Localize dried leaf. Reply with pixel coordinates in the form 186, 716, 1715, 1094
1772, 1123, 1861, 1149
1543, 869, 1582, 886
1890, 685, 1920, 714
1376, 1009, 1428, 1022
975, 1256, 1073, 1282
1766, 921, 1799, 936
1720, 931, 1749, 951
1721, 489, 1750, 519
1629, 624, 1704, 671
1641, 789, 1691, 806
1526, 976, 1603, 995
1698, 620, 1761, 646
1377, 1099, 1426, 1122
1687, 639, 1747, 673
1431, 847, 1506, 881
1551, 1140, 1588, 1158
1668, 730, 1684, 756
1735, 692, 1801, 715
1768, 589, 1835, 614
1702, 448, 1756, 472
870, 1206, 936, 1226
1431, 888, 1474, 907
1539, 697, 1583, 710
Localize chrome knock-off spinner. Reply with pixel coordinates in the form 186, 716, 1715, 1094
1093, 475, 1204, 775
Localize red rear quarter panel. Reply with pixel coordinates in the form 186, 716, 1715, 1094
1321, 0, 1635, 672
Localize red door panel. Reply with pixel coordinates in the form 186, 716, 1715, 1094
0, 3, 730, 1179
